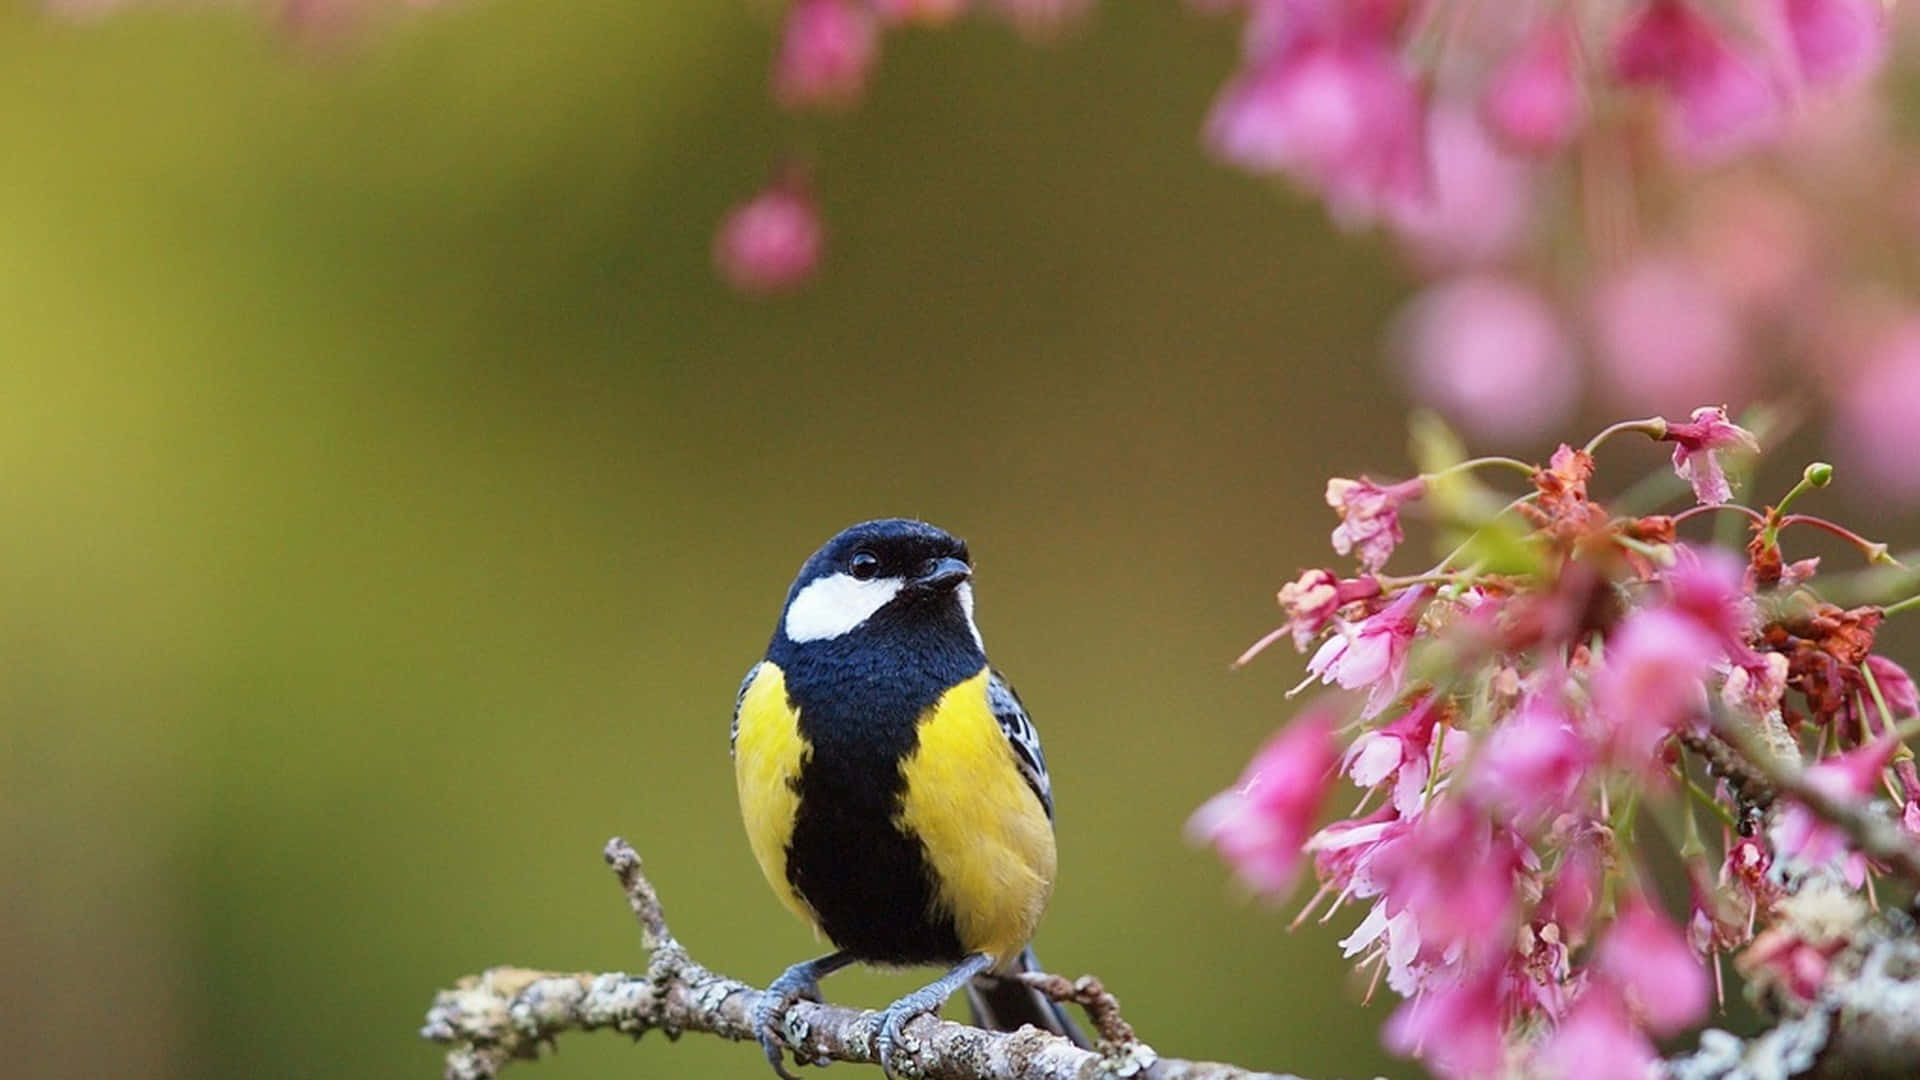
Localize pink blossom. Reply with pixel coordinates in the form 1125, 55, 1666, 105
1897, 760, 1920, 838
1865, 655, 1919, 719
1589, 257, 1743, 414
1664, 406, 1761, 505
714, 181, 825, 295
1472, 696, 1588, 827
1382, 967, 1508, 1079
1722, 834, 1782, 925
1387, 103, 1535, 270
1372, 799, 1521, 958
1509, 920, 1579, 1022
772, 0, 879, 111
1344, 695, 1463, 816
1396, 274, 1578, 443
1542, 841, 1602, 941
1482, 18, 1584, 154
1614, 0, 1784, 159
1205, 28, 1428, 225
1533, 984, 1657, 1080
1338, 899, 1426, 996
1590, 608, 1721, 769
1188, 710, 1340, 895
1772, 736, 1897, 878
1307, 586, 1426, 717
1780, 0, 1888, 88
1239, 568, 1382, 661
1833, 320, 1920, 505
1723, 652, 1791, 718
1663, 543, 1758, 650
1325, 476, 1424, 572
1307, 804, 1408, 901
1741, 922, 1843, 1001
1594, 891, 1709, 1036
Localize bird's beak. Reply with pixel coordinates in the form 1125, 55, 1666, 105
912, 557, 972, 593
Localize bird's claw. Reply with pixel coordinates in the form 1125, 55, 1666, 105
753, 969, 825, 1080
874, 999, 932, 1080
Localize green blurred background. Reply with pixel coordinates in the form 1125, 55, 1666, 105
3, 4, 1913, 1080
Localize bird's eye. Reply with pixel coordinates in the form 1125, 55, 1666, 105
849, 550, 880, 581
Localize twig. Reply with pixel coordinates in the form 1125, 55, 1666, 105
421, 838, 1300, 1080
1705, 718, 1920, 890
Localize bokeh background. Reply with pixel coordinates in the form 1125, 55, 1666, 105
4, 3, 1915, 1080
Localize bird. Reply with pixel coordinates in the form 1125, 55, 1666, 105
730, 518, 1083, 1079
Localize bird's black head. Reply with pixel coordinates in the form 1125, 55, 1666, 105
776, 518, 980, 650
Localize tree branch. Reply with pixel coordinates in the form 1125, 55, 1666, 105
422, 837, 1920, 1080
420, 838, 1298, 1080
1702, 716, 1920, 889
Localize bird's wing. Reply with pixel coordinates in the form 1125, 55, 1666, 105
987, 668, 1053, 819
730, 660, 763, 756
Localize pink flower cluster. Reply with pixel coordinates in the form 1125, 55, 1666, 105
1193, 408, 1920, 1077
1194, 1, 1920, 496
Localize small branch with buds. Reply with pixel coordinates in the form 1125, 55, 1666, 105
421, 839, 1298, 1080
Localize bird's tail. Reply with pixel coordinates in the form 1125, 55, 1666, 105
964, 947, 1092, 1049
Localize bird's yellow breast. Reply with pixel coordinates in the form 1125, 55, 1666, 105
733, 663, 817, 929
895, 669, 1056, 967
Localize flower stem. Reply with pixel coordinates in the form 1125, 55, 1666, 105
1885, 594, 1920, 618
1671, 503, 1766, 528
1776, 514, 1905, 568
1423, 456, 1539, 482
1583, 417, 1667, 455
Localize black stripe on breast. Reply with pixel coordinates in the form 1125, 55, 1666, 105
769, 617, 982, 966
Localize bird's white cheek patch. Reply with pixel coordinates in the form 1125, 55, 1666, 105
784, 573, 905, 642
956, 582, 985, 650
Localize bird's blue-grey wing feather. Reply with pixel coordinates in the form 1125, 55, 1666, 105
987, 669, 1052, 819
730, 660, 763, 756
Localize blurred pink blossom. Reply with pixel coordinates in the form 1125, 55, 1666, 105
1772, 736, 1898, 879
1589, 256, 1743, 414
1590, 607, 1720, 769
1594, 891, 1710, 1035
1383, 967, 1508, 1079
1614, 0, 1784, 159
772, 0, 879, 111
1205, 27, 1428, 225
1833, 320, 1920, 505
713, 181, 824, 295
1482, 17, 1585, 154
1373, 799, 1522, 958
1471, 696, 1588, 827
1780, 0, 1889, 87
1532, 984, 1657, 1080
1387, 104, 1535, 270
1187, 709, 1340, 895
1865, 654, 1919, 719
1397, 274, 1577, 443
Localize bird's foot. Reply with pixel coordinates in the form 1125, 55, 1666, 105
755, 954, 848, 1080
874, 953, 997, 1080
